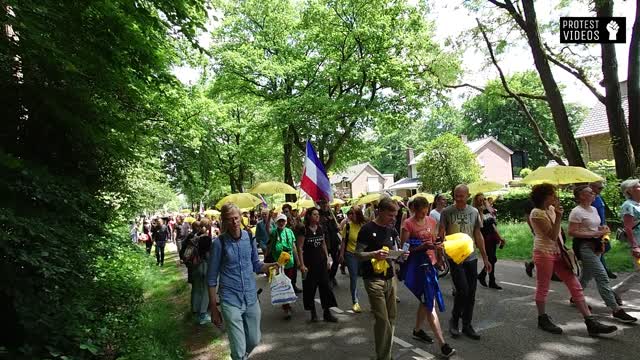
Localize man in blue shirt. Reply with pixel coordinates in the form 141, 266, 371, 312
590, 181, 617, 280
208, 204, 277, 360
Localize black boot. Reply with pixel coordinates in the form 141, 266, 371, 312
488, 269, 502, 290
585, 317, 617, 336
538, 314, 563, 334
477, 270, 487, 287
323, 309, 338, 323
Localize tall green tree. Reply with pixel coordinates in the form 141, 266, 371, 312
416, 133, 481, 193
369, 104, 463, 179
462, 71, 586, 169
211, 0, 460, 189
1, 0, 206, 357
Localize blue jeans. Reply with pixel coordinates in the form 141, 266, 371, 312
155, 243, 165, 265
191, 261, 209, 314
345, 251, 359, 304
221, 301, 261, 360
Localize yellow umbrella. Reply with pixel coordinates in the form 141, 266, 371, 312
468, 180, 503, 194
391, 195, 403, 201
521, 166, 603, 185
330, 198, 345, 206
204, 209, 220, 216
184, 216, 196, 223
248, 181, 297, 194
296, 199, 315, 208
215, 193, 263, 210
411, 193, 435, 203
355, 193, 383, 205
180, 209, 191, 214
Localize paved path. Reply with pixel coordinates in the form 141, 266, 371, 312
249, 259, 640, 360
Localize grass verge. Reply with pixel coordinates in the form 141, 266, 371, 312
497, 221, 636, 272
121, 248, 226, 360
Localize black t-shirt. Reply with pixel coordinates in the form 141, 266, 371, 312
153, 225, 170, 243
302, 226, 327, 269
480, 213, 497, 237
356, 221, 398, 280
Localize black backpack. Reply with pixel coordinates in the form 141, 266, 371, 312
183, 234, 202, 267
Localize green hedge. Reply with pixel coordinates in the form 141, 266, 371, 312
492, 189, 576, 222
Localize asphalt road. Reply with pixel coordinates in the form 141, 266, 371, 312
246, 259, 640, 360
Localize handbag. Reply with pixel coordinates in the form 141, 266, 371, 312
556, 234, 580, 276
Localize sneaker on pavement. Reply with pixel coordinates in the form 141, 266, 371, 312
612, 309, 638, 323
352, 303, 362, 313
441, 343, 456, 358
585, 317, 617, 336
449, 318, 460, 338
462, 325, 480, 340
412, 329, 434, 344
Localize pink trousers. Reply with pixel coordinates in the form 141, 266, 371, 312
533, 250, 585, 303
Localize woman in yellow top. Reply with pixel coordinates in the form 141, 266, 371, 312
529, 183, 617, 336
339, 205, 366, 313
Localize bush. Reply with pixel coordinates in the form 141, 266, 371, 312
417, 133, 481, 193
493, 188, 575, 222
519, 167, 532, 178
0, 155, 148, 359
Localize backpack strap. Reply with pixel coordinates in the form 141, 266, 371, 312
218, 230, 256, 267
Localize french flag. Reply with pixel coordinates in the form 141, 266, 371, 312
300, 140, 333, 202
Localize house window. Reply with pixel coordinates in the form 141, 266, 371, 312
367, 177, 380, 192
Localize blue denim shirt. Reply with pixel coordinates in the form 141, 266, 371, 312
208, 230, 264, 308
592, 195, 606, 226
255, 220, 275, 249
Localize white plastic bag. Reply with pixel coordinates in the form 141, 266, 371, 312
270, 267, 297, 306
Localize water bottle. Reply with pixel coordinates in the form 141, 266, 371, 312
397, 242, 410, 263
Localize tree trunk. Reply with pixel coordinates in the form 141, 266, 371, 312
597, 0, 636, 178
282, 128, 297, 202
629, 0, 640, 165
521, 0, 585, 167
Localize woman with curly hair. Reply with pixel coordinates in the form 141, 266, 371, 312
528, 183, 617, 336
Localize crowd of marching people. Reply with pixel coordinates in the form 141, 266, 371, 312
129, 178, 640, 360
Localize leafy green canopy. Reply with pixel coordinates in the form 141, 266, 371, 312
416, 133, 481, 193
211, 0, 460, 172
461, 71, 585, 169
1, 0, 205, 357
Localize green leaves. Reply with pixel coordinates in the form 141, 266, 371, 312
210, 0, 461, 171
416, 133, 481, 193
461, 71, 586, 168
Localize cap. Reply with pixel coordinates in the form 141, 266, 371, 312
276, 213, 287, 222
